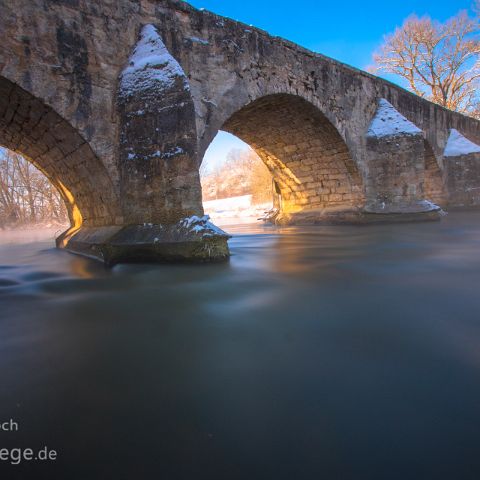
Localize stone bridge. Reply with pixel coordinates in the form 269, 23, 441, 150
2, 0, 480, 264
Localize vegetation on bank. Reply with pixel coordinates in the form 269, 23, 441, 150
201, 148, 273, 205
0, 148, 67, 230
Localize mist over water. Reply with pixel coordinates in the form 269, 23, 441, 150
1, 214, 480, 479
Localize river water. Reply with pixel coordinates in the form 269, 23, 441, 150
1, 213, 480, 479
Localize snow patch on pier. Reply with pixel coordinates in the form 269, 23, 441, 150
444, 129, 480, 157
368, 99, 422, 138
120, 24, 189, 97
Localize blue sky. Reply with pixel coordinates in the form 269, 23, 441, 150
188, 0, 473, 69
191, 0, 475, 171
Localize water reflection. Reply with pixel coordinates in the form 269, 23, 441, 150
1, 214, 480, 479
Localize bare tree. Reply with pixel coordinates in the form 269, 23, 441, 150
371, 11, 480, 115
0, 148, 67, 228
200, 147, 273, 204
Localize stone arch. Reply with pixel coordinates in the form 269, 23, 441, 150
0, 76, 119, 236
424, 140, 447, 207
205, 94, 365, 223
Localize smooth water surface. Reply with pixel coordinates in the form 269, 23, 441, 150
1, 214, 480, 479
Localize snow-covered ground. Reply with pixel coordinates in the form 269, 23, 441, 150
203, 194, 273, 226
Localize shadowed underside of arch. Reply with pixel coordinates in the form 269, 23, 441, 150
0, 77, 119, 237
221, 94, 365, 223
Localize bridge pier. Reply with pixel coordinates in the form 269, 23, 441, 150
56, 217, 230, 267
363, 99, 442, 221
55, 24, 231, 266
443, 129, 480, 209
